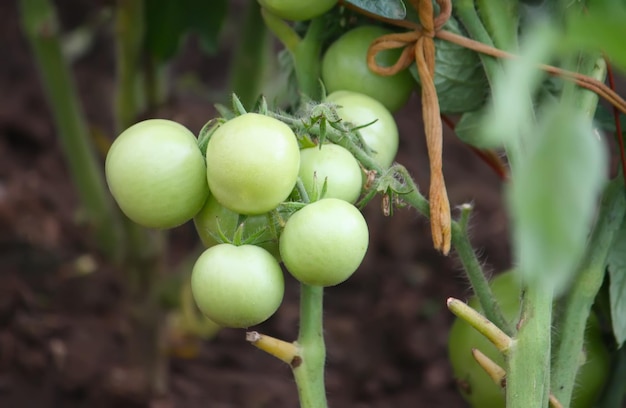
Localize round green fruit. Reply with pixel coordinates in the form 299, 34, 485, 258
279, 198, 369, 286
326, 91, 399, 169
193, 194, 281, 260
191, 244, 284, 328
205, 113, 300, 215
105, 119, 208, 229
448, 271, 610, 408
299, 143, 363, 203
322, 25, 414, 113
258, 0, 337, 21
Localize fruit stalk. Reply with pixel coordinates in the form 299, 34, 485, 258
293, 284, 328, 408
18, 0, 125, 260
292, 17, 325, 101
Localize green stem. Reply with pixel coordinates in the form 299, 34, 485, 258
551, 177, 626, 406
474, 0, 519, 52
453, 0, 503, 87
18, 0, 125, 261
451, 221, 513, 335
292, 17, 326, 101
229, 0, 270, 109
115, 0, 145, 131
293, 284, 328, 408
506, 283, 553, 408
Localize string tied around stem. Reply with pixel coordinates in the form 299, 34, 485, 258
366, 0, 453, 255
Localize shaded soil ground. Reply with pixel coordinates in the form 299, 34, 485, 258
0, 1, 512, 407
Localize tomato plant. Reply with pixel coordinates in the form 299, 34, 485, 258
321, 25, 415, 113
105, 119, 209, 229
448, 271, 610, 408
299, 143, 363, 203
193, 193, 281, 260
326, 90, 399, 169
258, 0, 337, 21
205, 113, 300, 215
279, 198, 369, 287
191, 243, 285, 328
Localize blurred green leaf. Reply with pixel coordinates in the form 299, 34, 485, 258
608, 215, 626, 347
145, 0, 227, 61
563, 4, 626, 73
508, 102, 607, 294
455, 108, 503, 149
343, 0, 406, 19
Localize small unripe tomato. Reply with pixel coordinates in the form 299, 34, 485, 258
326, 91, 399, 169
279, 198, 369, 286
322, 25, 415, 113
299, 143, 363, 203
193, 194, 281, 260
205, 113, 300, 215
191, 244, 284, 328
105, 119, 208, 229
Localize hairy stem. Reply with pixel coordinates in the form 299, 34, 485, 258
18, 0, 125, 260
551, 177, 626, 406
293, 284, 328, 408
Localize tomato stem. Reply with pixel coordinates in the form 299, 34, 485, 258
293, 284, 328, 408
447, 298, 512, 352
550, 176, 626, 406
18, 0, 125, 261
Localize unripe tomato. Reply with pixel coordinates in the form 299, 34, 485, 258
191, 244, 284, 328
105, 119, 209, 229
299, 143, 363, 203
279, 198, 369, 286
193, 194, 280, 260
258, 0, 337, 21
326, 91, 399, 169
205, 113, 300, 215
448, 271, 610, 408
322, 25, 414, 113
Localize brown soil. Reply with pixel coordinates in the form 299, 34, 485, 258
0, 1, 512, 407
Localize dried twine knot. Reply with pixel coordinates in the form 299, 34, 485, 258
367, 0, 453, 255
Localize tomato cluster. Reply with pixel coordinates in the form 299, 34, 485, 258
105, 90, 400, 328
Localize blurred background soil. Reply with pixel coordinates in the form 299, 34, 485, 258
0, 0, 512, 406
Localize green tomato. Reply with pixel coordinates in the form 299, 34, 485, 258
299, 143, 363, 203
205, 113, 300, 215
326, 91, 399, 169
448, 271, 610, 408
105, 119, 208, 229
191, 244, 284, 328
193, 194, 281, 260
322, 25, 415, 113
258, 0, 337, 21
279, 198, 369, 286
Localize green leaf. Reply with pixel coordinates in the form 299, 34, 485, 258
508, 102, 608, 294
563, 4, 626, 73
145, 0, 227, 61
455, 107, 502, 149
343, 0, 406, 20
184, 0, 227, 55
144, 0, 185, 61
608, 215, 626, 347
409, 15, 489, 114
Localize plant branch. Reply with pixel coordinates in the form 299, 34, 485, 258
551, 176, 626, 406
18, 0, 125, 260
293, 284, 328, 408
